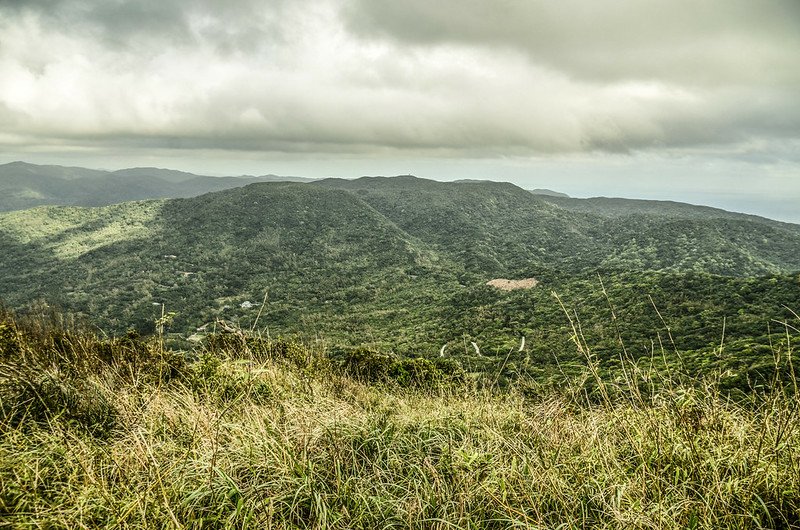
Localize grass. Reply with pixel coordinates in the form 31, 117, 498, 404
0, 309, 799, 529
0, 201, 162, 259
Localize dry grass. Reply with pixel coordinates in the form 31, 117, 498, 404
0, 310, 798, 529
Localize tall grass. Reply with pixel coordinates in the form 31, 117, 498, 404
0, 308, 798, 529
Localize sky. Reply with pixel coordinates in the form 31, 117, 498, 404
0, 0, 799, 221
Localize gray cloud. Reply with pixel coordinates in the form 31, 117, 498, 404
2, 0, 190, 45
343, 0, 800, 86
0, 0, 291, 55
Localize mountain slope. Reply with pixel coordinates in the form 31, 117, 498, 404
0, 182, 447, 336
0, 160, 109, 180
529, 188, 569, 197
1, 176, 799, 389
315, 176, 800, 277
315, 176, 601, 275
539, 195, 789, 224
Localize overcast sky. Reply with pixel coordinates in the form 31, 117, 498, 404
1, 0, 799, 221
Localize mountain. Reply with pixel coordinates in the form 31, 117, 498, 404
110, 166, 210, 183
239, 174, 318, 183
1, 176, 799, 388
0, 160, 109, 180
0, 161, 315, 211
112, 167, 314, 184
314, 176, 800, 277
538, 195, 784, 224
0, 182, 437, 339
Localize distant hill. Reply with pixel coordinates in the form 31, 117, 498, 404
0, 161, 315, 211
0, 160, 109, 180
537, 195, 785, 224
529, 188, 569, 198
235, 174, 317, 184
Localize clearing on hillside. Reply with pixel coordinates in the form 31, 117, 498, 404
486, 277, 539, 290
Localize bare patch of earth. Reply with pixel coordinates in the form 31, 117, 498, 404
486, 278, 539, 291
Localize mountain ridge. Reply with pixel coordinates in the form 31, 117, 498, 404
0, 161, 315, 211
2, 161, 797, 228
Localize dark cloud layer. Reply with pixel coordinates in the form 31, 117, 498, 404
344, 0, 800, 85
1, 0, 291, 55
1, 0, 798, 153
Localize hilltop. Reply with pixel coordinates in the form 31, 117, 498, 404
529, 188, 569, 198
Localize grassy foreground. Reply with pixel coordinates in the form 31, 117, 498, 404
1, 311, 799, 529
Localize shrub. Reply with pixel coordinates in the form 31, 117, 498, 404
343, 347, 395, 382
0, 321, 19, 358
0, 365, 118, 438
342, 348, 466, 388
205, 333, 326, 372
432, 356, 467, 384
390, 357, 446, 388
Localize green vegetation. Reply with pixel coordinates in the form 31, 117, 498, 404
2, 176, 799, 390
1, 307, 798, 528
0, 200, 163, 259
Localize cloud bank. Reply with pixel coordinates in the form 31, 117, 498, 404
0, 0, 797, 158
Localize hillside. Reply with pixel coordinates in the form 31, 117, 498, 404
315, 176, 800, 276
0, 161, 314, 211
2, 177, 800, 390
539, 195, 788, 223
0, 182, 448, 342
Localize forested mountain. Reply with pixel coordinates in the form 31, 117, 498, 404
1, 176, 799, 388
0, 161, 314, 211
315, 176, 800, 276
